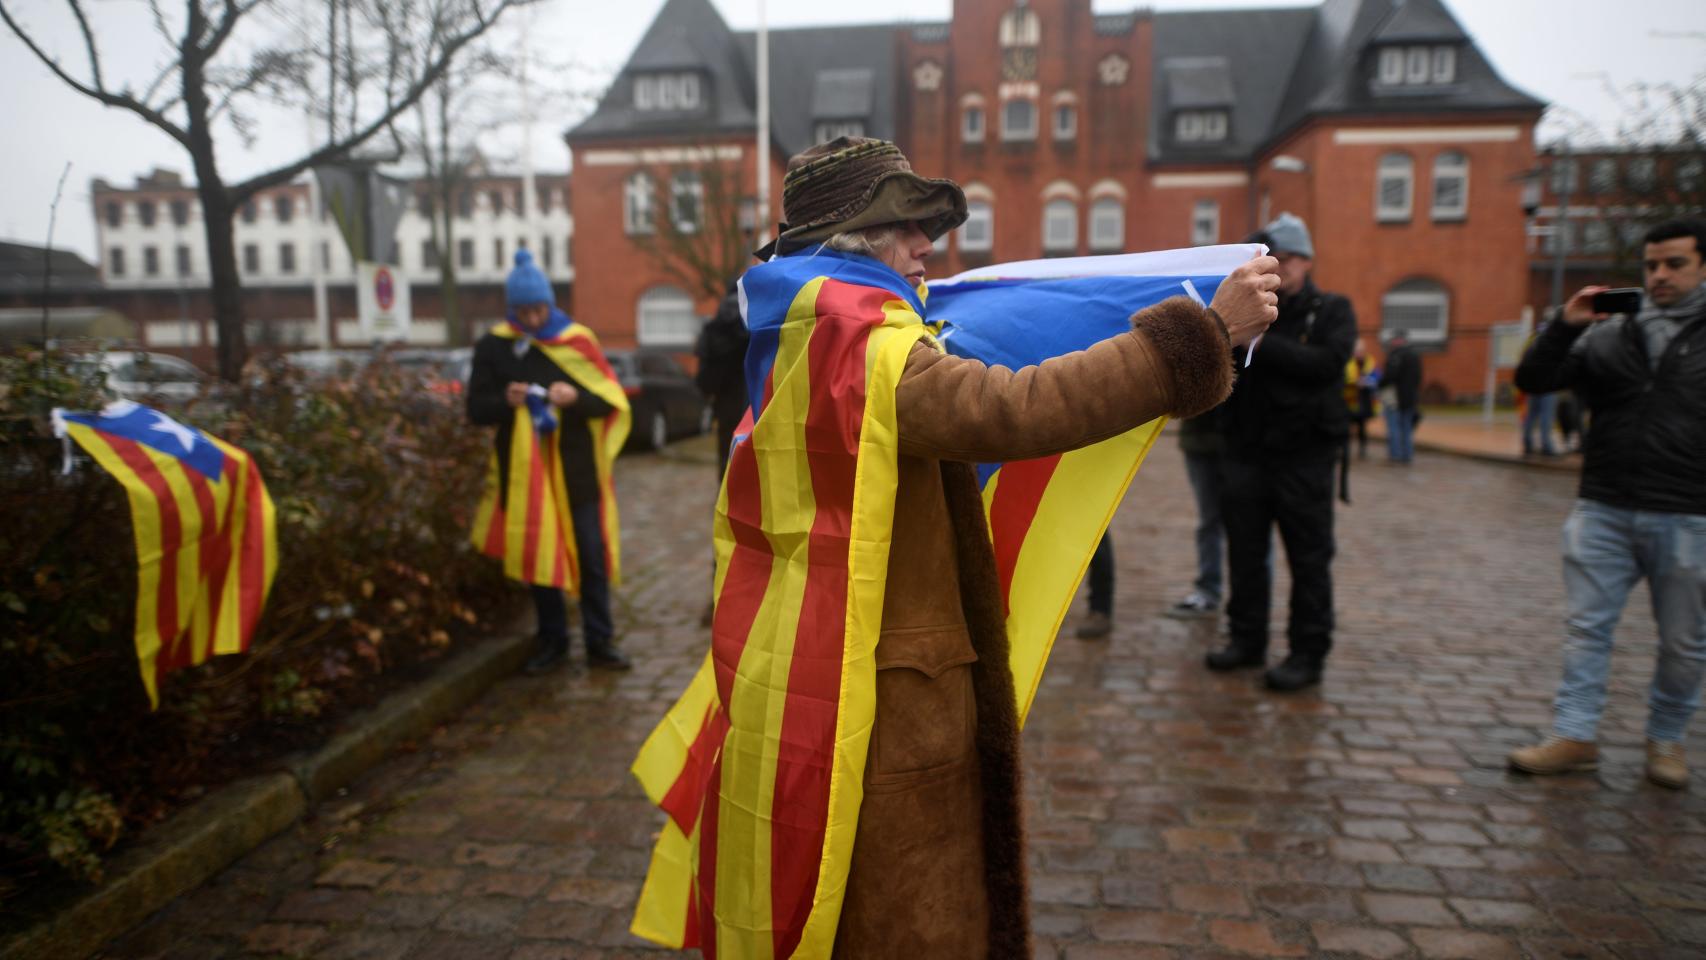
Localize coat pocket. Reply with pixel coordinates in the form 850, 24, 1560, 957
867, 625, 979, 787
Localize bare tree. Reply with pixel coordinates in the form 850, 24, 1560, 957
633, 157, 754, 303
1, 0, 530, 380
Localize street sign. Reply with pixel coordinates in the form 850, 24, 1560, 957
357, 261, 411, 342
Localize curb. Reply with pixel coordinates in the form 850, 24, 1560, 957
0, 621, 532, 960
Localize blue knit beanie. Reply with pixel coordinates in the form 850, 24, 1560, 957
505, 248, 554, 307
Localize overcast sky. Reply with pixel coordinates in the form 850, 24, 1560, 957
2, 0, 1701, 260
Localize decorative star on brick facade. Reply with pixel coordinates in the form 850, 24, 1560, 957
1097, 54, 1129, 87
913, 60, 943, 92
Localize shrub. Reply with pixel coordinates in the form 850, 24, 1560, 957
0, 348, 509, 898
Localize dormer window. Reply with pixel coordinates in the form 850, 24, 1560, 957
1174, 110, 1229, 143
1376, 45, 1456, 87
814, 121, 865, 144
634, 72, 702, 111
811, 69, 873, 146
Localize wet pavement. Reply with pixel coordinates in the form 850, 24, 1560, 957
99, 433, 1706, 959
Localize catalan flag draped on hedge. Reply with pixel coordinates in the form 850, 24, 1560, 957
52, 400, 277, 708
469, 316, 631, 593
629, 244, 1259, 958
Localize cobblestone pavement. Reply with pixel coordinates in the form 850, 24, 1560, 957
100, 434, 1706, 960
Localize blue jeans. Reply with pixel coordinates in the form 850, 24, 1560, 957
1384, 406, 1416, 462
1553, 500, 1706, 744
1183, 450, 1224, 604
530, 499, 615, 647
1523, 392, 1558, 454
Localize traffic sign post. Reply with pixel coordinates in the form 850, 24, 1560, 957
357, 261, 411, 343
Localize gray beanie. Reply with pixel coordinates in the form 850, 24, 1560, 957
1262, 211, 1314, 259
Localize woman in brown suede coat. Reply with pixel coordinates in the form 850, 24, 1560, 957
758, 140, 1283, 959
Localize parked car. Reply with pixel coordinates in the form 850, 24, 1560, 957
70, 350, 210, 407
279, 349, 372, 382
604, 348, 709, 450
391, 347, 472, 396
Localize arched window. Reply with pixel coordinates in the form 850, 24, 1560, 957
959, 192, 994, 253
1431, 151, 1469, 221
999, 8, 1040, 47
1002, 98, 1037, 141
624, 172, 655, 235
1042, 199, 1078, 253
1381, 278, 1449, 345
637, 286, 698, 347
961, 93, 986, 143
1088, 197, 1124, 252
1051, 91, 1078, 141
670, 171, 702, 233
1375, 152, 1414, 222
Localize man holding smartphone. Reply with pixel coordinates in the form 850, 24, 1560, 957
1508, 218, 1706, 789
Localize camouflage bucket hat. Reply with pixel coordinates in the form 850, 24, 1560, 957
756, 137, 967, 258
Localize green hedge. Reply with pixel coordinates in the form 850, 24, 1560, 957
0, 349, 509, 898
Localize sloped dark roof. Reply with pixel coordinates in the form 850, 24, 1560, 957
1162, 57, 1236, 109
1369, 0, 1467, 43
567, 0, 756, 144
736, 24, 898, 156
811, 69, 876, 119
0, 241, 102, 293
1269, 0, 1542, 144
1150, 6, 1317, 164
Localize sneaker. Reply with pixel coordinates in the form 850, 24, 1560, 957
1507, 736, 1598, 775
1165, 591, 1218, 620
1263, 654, 1322, 692
1647, 740, 1689, 790
1074, 611, 1112, 640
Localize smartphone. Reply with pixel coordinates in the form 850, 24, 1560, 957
1590, 288, 1642, 315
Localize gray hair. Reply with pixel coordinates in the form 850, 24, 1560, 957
823, 224, 901, 258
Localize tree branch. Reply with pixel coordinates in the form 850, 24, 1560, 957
230, 0, 525, 201
64, 0, 102, 90
0, 0, 191, 145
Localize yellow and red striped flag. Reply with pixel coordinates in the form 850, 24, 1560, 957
470, 315, 631, 592
631, 245, 1260, 956
53, 400, 277, 708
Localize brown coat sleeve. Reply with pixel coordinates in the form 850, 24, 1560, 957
895, 296, 1233, 463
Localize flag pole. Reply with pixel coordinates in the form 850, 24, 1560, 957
755, 0, 770, 250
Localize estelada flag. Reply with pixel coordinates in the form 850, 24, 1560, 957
52, 400, 277, 708
469, 311, 631, 593
629, 244, 1259, 957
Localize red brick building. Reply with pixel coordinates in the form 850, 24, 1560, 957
568, 0, 1549, 401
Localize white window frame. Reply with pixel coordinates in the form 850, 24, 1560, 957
1431, 46, 1456, 84
670, 171, 703, 234
1175, 110, 1228, 143
635, 72, 701, 112
1381, 280, 1450, 345
624, 172, 655, 235
1376, 153, 1414, 222
636, 286, 699, 348
1378, 47, 1405, 85
1191, 200, 1219, 246
959, 200, 994, 252
1042, 199, 1077, 252
1404, 47, 1430, 84
1431, 151, 1469, 221
1052, 102, 1077, 141
999, 9, 1040, 47
963, 105, 986, 143
1002, 98, 1038, 141
814, 119, 865, 144
1089, 198, 1124, 251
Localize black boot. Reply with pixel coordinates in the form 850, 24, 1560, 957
1205, 643, 1266, 672
586, 637, 633, 671
1264, 653, 1323, 692
523, 634, 569, 676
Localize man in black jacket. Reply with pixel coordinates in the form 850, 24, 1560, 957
1379, 330, 1423, 463
1508, 218, 1706, 790
467, 250, 632, 673
1206, 213, 1356, 691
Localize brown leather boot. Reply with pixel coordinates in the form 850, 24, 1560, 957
1646, 740, 1688, 790
1507, 737, 1598, 775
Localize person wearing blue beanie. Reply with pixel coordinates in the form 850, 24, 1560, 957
506, 248, 555, 308
469, 247, 633, 673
